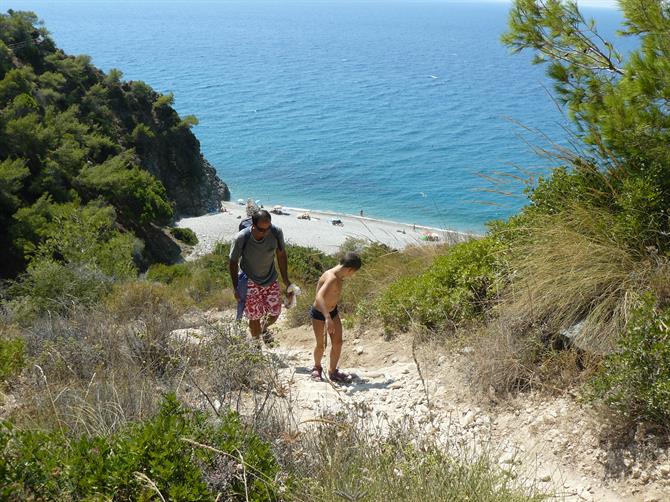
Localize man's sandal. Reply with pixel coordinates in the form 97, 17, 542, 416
310, 366, 323, 381
261, 330, 276, 347
329, 369, 351, 384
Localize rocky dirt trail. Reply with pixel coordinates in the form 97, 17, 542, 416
260, 318, 670, 502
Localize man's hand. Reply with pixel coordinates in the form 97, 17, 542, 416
325, 317, 335, 336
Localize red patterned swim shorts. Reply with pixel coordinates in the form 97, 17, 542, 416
244, 280, 282, 320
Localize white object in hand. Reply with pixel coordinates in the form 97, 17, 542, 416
284, 284, 301, 308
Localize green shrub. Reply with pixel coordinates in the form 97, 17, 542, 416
376, 238, 498, 333
76, 152, 173, 226
0, 336, 24, 385
146, 262, 192, 284
7, 260, 114, 322
170, 226, 199, 246
0, 394, 282, 500
286, 244, 337, 285
146, 249, 232, 309
591, 296, 670, 430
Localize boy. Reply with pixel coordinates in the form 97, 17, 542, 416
310, 252, 362, 382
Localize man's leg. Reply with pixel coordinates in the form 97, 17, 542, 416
261, 314, 279, 332
244, 281, 264, 340
259, 282, 282, 344
328, 316, 344, 374
249, 319, 262, 339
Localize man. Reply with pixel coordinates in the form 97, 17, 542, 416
309, 252, 362, 382
229, 209, 292, 345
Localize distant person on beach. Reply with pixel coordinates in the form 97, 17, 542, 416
229, 209, 293, 346
360, 209, 363, 217
309, 252, 362, 383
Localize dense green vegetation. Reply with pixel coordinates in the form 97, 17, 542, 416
488, 0, 670, 424
376, 238, 499, 333
0, 10, 227, 280
0, 395, 281, 501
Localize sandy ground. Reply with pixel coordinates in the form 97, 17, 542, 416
176, 310, 670, 502
177, 201, 477, 256
175, 307, 670, 502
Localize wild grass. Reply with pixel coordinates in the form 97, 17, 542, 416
495, 203, 668, 354
468, 320, 600, 395
287, 406, 547, 502
6, 280, 285, 439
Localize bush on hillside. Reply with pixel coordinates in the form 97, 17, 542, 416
170, 226, 198, 246
591, 296, 670, 430
0, 335, 24, 386
286, 244, 337, 285
492, 202, 667, 353
76, 152, 173, 226
376, 238, 498, 333
6, 260, 114, 323
146, 249, 232, 309
0, 394, 282, 501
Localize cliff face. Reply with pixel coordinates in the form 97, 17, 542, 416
136, 114, 231, 217
112, 81, 231, 218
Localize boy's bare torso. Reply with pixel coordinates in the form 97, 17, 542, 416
314, 270, 342, 312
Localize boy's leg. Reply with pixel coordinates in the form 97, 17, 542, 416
328, 316, 344, 374
311, 319, 326, 370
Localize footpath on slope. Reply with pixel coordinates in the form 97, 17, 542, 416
250, 317, 670, 502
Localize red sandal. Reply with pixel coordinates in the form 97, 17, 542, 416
310, 366, 323, 381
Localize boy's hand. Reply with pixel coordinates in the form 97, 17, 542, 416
325, 318, 335, 336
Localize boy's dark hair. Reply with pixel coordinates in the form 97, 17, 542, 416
340, 252, 362, 270
251, 209, 272, 226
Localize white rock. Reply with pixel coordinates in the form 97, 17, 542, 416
461, 411, 476, 428
499, 451, 516, 465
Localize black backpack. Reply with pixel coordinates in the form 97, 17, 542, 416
238, 217, 253, 231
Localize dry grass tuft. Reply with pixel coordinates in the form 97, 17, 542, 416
498, 204, 667, 353
469, 321, 601, 396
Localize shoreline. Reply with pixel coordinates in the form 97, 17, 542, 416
177, 201, 480, 257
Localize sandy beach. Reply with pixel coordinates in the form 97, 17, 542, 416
177, 201, 478, 257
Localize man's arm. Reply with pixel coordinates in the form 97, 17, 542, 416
229, 234, 242, 300
229, 259, 240, 301
276, 248, 290, 289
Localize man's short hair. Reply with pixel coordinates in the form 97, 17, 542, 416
252, 209, 272, 226
340, 251, 362, 270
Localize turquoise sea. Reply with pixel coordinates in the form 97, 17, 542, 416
6, 1, 630, 231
